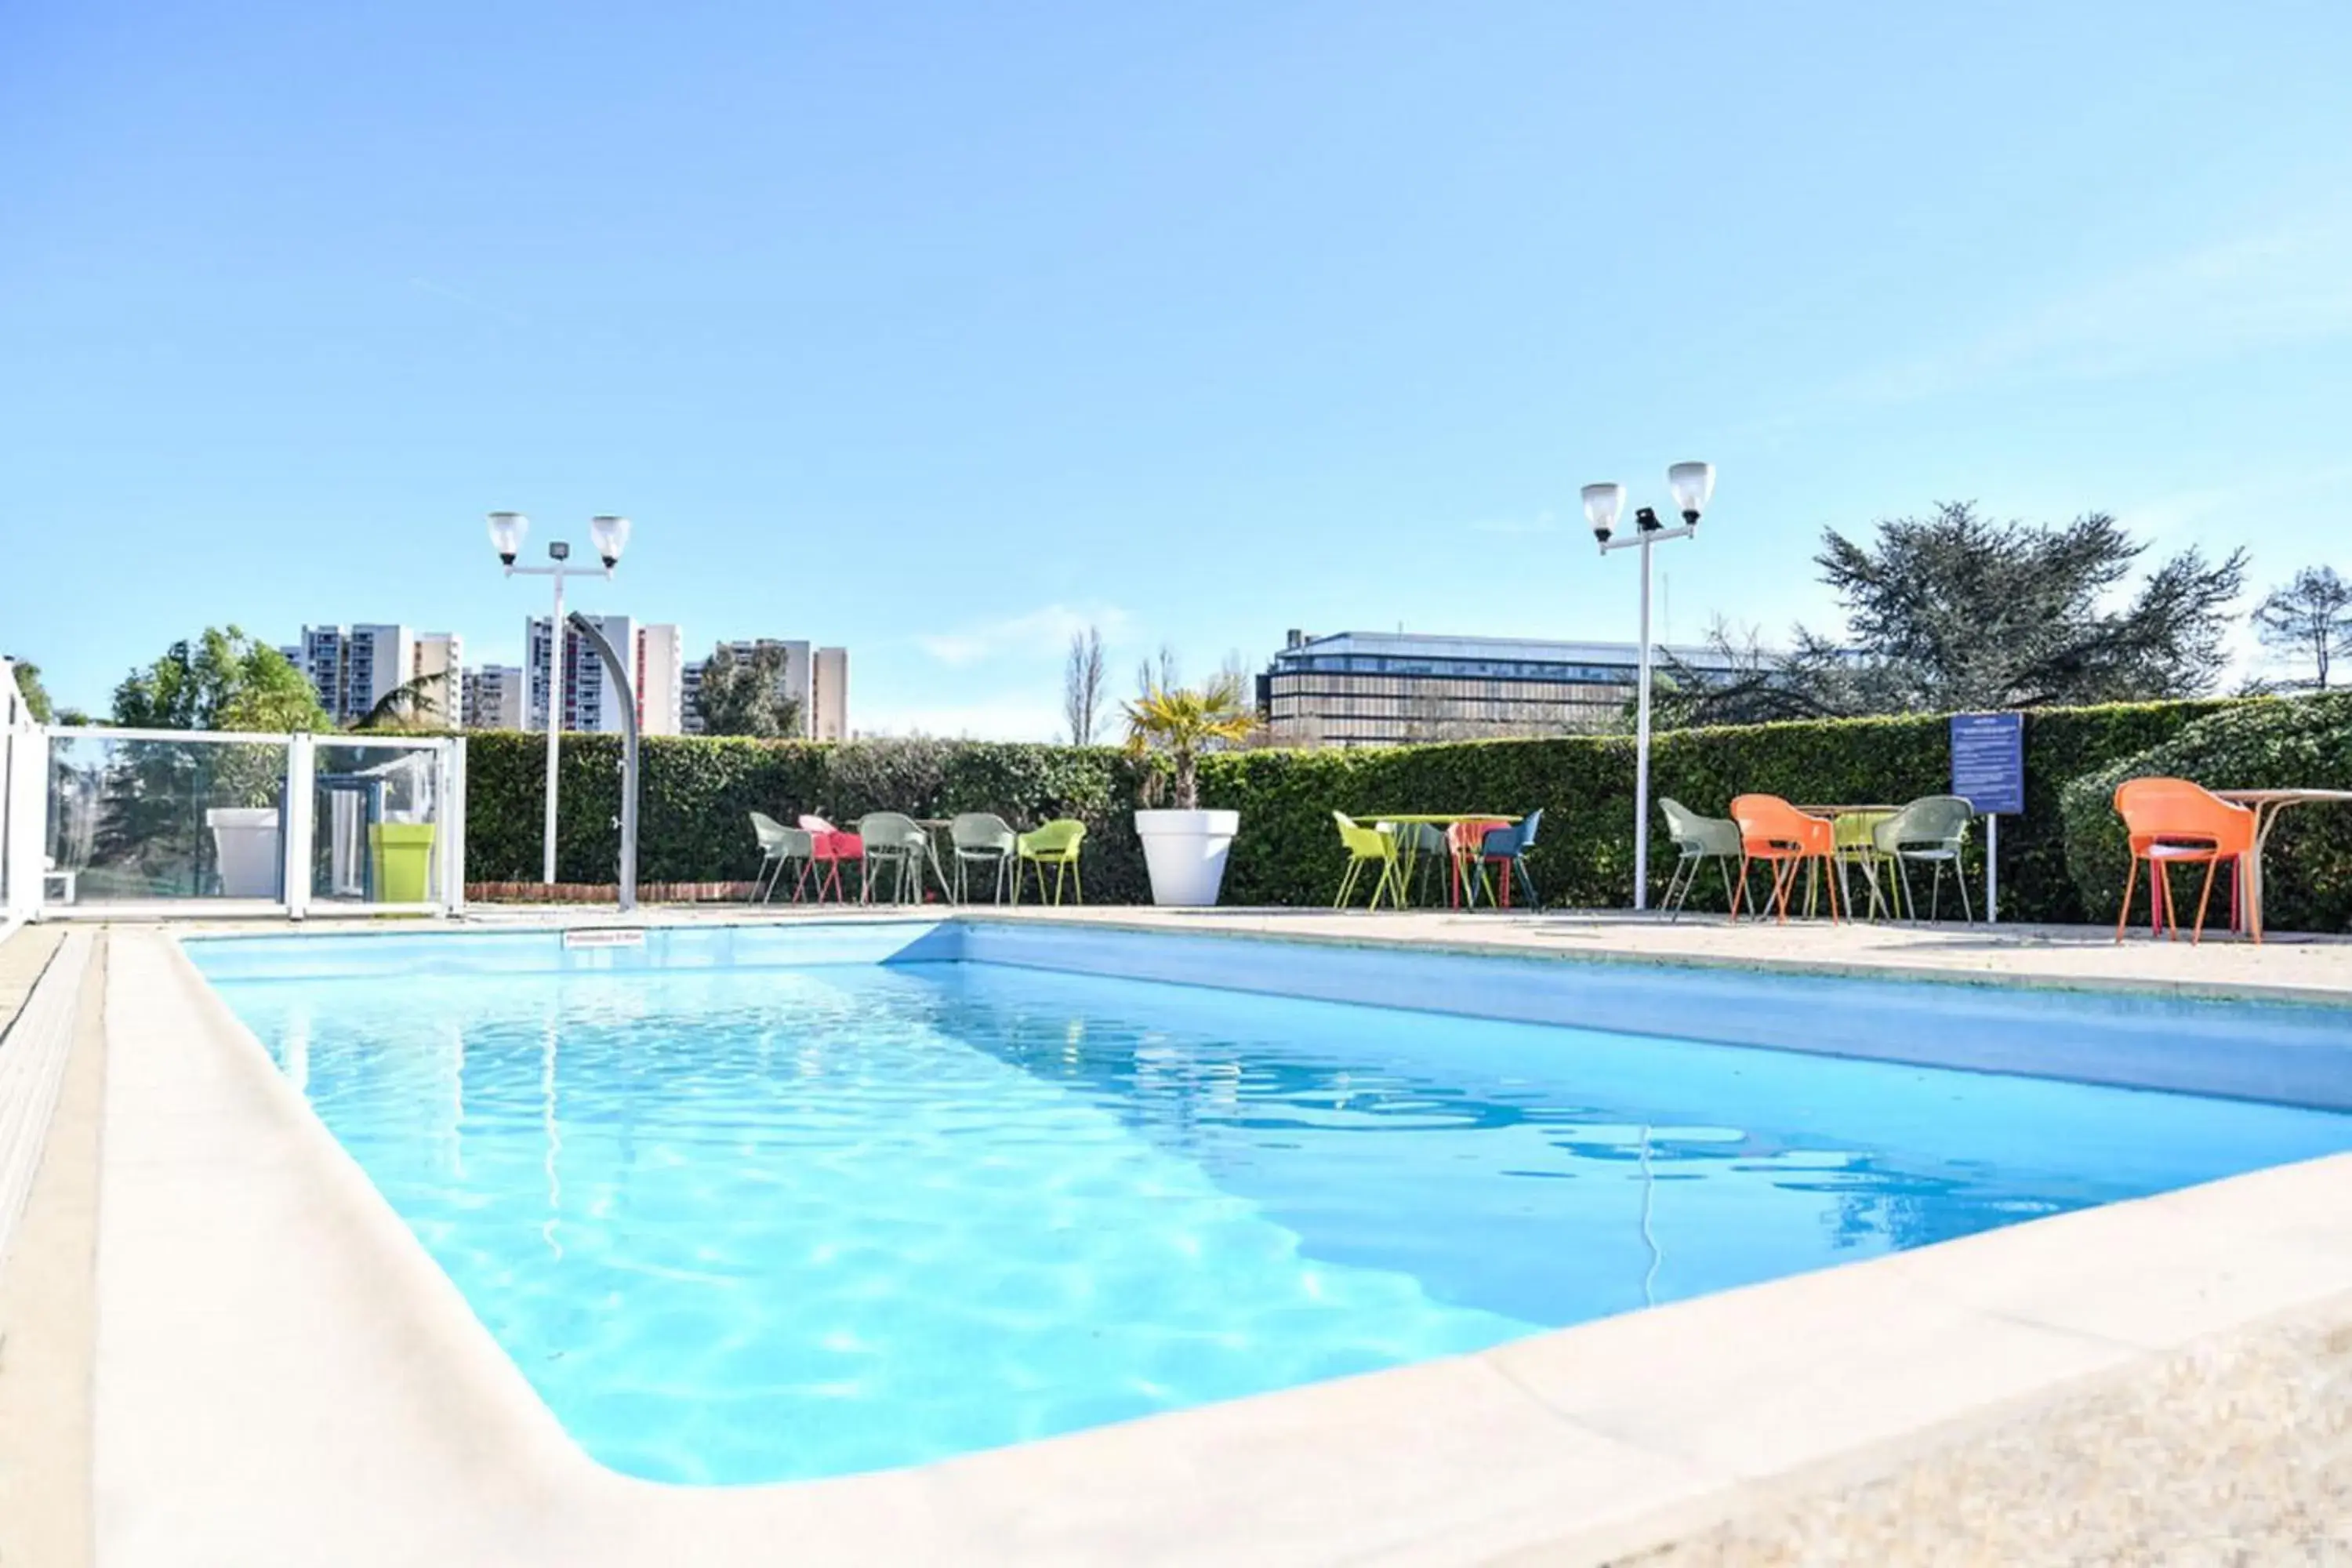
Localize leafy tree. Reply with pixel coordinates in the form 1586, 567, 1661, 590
83, 629, 325, 895
695, 644, 804, 738
2252, 565, 2352, 691
1062, 626, 1106, 744
1123, 672, 1257, 809
1798, 503, 2243, 712
110, 626, 330, 731
1646, 619, 1826, 728
9, 659, 55, 722
1662, 503, 2245, 726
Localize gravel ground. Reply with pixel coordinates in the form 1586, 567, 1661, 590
1610, 1293, 2352, 1567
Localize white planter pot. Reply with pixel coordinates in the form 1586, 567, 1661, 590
1134, 808, 1240, 907
205, 807, 282, 899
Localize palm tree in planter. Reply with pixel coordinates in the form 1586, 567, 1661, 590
1123, 673, 1258, 906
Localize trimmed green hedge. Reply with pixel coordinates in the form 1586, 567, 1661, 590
463, 735, 1156, 901
465, 696, 2238, 921
1196, 699, 2228, 920
2059, 695, 2352, 932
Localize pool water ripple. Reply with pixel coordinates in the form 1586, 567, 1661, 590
209, 956, 2352, 1485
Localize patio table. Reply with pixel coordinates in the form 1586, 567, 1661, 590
2212, 789, 2352, 940
1795, 805, 1900, 920
1363, 813, 1522, 908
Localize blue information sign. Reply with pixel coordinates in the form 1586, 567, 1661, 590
1950, 712, 2024, 815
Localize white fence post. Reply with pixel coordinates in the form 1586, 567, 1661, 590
441, 738, 468, 916
284, 733, 315, 920
3, 725, 46, 926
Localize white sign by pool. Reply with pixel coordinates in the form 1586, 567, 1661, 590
563, 927, 648, 949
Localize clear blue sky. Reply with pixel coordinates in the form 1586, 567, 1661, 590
5, 1, 2348, 731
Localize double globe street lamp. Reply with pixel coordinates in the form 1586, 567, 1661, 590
1582, 462, 1715, 913
488, 511, 633, 887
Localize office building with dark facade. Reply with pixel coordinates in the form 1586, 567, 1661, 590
1257, 630, 1758, 747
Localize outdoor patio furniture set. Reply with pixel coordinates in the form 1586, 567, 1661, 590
1656, 795, 1976, 924
1330, 810, 1544, 911
747, 811, 1087, 906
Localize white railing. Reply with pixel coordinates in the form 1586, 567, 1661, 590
6, 724, 466, 922
0, 659, 38, 937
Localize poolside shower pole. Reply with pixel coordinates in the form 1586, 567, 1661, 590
1585, 465, 1714, 914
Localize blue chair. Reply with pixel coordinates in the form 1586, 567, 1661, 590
1470, 808, 1543, 909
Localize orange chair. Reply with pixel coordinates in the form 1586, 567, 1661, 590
1728, 795, 1842, 923
2113, 778, 2256, 945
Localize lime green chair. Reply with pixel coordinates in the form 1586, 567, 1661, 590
1832, 808, 1898, 920
1014, 819, 1086, 906
1332, 811, 1402, 909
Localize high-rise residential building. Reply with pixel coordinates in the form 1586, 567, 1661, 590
1256, 630, 1767, 748
292, 624, 462, 726
527, 615, 640, 733
678, 638, 850, 738
523, 616, 688, 734
409, 632, 464, 726
461, 665, 525, 730
811, 645, 850, 740
635, 623, 685, 736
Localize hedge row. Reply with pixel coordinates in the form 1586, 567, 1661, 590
463, 735, 1159, 902
2059, 694, 2352, 932
463, 695, 2237, 922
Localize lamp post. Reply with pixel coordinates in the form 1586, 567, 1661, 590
489, 511, 633, 887
1584, 463, 1714, 913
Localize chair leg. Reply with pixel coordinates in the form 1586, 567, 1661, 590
1663, 855, 1690, 920
2115, 855, 2138, 942
1730, 854, 1751, 920
1516, 857, 1538, 909
2191, 858, 2221, 946
1956, 859, 1974, 923
1336, 858, 1359, 908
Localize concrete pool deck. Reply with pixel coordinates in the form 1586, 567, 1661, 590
6, 909, 2352, 1563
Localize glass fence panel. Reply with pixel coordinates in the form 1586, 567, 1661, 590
46, 734, 292, 906
310, 742, 445, 907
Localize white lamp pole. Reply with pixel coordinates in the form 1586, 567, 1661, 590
1584, 463, 1714, 912
489, 512, 633, 887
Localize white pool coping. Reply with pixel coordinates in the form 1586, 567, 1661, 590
93, 924, 2352, 1566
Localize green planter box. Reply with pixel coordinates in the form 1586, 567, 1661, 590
368, 823, 437, 904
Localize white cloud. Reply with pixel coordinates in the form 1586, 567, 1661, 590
1850, 212, 2352, 406
916, 603, 1131, 666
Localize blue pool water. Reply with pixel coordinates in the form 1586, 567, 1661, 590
197, 936, 2352, 1486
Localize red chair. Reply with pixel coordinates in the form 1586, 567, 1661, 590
1728, 795, 1842, 923
797, 815, 864, 903
1445, 818, 1505, 907
2113, 778, 2255, 945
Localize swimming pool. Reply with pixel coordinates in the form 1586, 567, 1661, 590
189, 923, 2352, 1486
